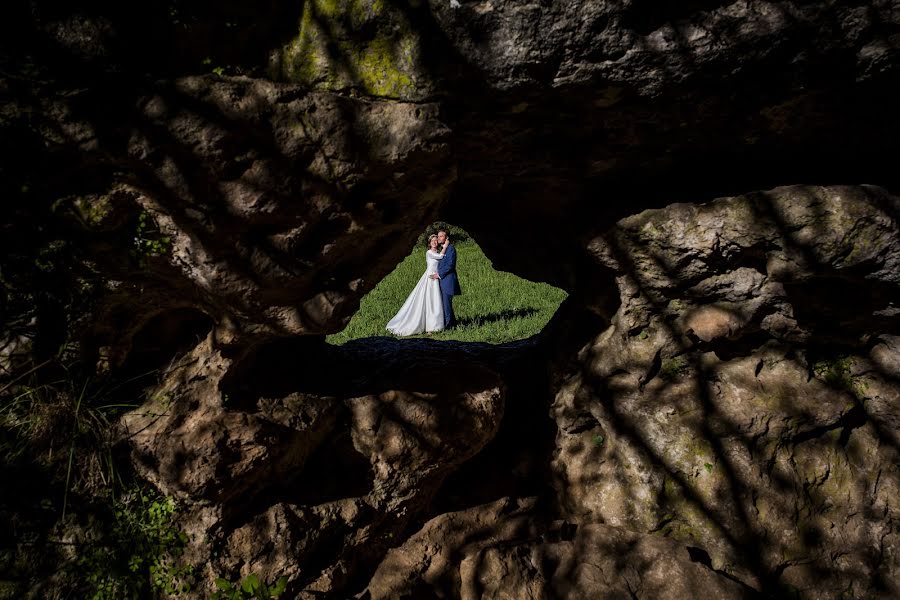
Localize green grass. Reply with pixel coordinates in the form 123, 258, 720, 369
327, 240, 567, 345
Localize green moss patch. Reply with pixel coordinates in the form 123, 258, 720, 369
269, 0, 423, 99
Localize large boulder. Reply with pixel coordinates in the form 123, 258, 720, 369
552, 184, 900, 597
364, 497, 752, 600
118, 184, 900, 598
122, 337, 505, 597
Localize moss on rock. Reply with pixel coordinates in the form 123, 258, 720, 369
269, 0, 423, 99
660, 355, 690, 381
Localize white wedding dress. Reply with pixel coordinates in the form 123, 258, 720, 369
386, 250, 445, 336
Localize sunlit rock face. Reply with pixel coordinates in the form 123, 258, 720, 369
363, 497, 751, 600
3, 1, 900, 598
552, 184, 900, 597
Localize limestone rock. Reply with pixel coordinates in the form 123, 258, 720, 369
122, 337, 505, 597
122, 337, 341, 504
587, 185, 900, 347
554, 184, 900, 597
5, 1, 900, 358
123, 79, 454, 345
364, 498, 543, 599
364, 498, 750, 600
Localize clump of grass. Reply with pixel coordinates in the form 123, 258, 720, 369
327, 238, 567, 345
1, 367, 127, 509
0, 357, 178, 597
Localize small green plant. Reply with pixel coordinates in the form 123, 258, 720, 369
591, 434, 605, 447
133, 211, 172, 261
213, 574, 288, 600
34, 239, 70, 272
200, 56, 229, 76
660, 356, 690, 381
813, 356, 866, 394
703, 462, 714, 474
79, 489, 194, 599
637, 329, 650, 340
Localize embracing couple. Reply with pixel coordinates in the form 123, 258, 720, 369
386, 230, 462, 336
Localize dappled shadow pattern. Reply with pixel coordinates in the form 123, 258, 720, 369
123, 330, 517, 597
363, 497, 755, 599
550, 184, 900, 597
4, 1, 900, 597
125, 184, 900, 599
3, 0, 900, 362
115, 184, 900, 599
1, 0, 456, 365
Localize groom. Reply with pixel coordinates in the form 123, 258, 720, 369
430, 230, 462, 328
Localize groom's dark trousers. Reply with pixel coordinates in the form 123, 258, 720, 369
437, 243, 462, 328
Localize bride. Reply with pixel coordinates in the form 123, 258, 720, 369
386, 234, 447, 336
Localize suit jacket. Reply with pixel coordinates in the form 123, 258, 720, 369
437, 244, 462, 296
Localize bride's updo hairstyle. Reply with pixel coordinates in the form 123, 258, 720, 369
427, 234, 439, 247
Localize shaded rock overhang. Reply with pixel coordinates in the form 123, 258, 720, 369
1, 0, 898, 350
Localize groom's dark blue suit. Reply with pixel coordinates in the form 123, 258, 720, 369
437, 243, 462, 327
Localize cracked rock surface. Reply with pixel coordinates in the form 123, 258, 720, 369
115, 185, 900, 598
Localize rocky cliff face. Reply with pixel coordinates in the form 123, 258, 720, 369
111, 184, 900, 600
3, 1, 900, 598
552, 185, 900, 596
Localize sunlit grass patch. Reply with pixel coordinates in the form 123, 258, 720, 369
327, 239, 567, 345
